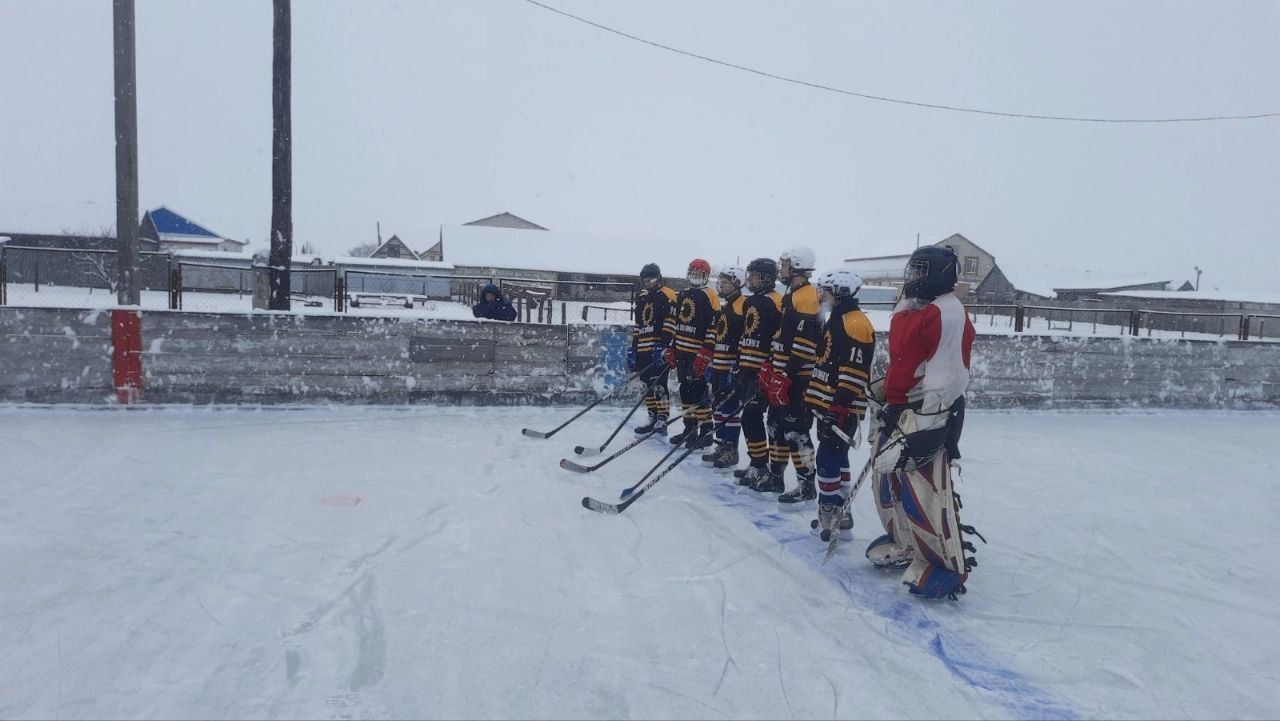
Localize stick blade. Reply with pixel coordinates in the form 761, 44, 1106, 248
574, 446, 601, 457
581, 496, 622, 514
559, 459, 594, 474
521, 428, 550, 439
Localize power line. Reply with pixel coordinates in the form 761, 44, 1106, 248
521, 0, 1280, 124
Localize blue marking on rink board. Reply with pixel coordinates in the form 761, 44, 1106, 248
688, 457, 1079, 720
597, 328, 631, 390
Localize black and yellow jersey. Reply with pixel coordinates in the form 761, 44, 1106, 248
738, 290, 782, 373
633, 285, 678, 355
670, 286, 721, 356
805, 300, 876, 417
770, 282, 822, 379
710, 291, 746, 373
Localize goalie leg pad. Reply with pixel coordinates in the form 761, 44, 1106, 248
867, 472, 915, 568
895, 451, 974, 599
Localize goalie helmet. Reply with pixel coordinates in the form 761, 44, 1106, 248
903, 246, 958, 300
687, 258, 712, 288
815, 268, 863, 300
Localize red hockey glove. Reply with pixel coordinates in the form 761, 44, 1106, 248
693, 347, 713, 377
765, 372, 792, 407
662, 346, 676, 369
756, 365, 774, 395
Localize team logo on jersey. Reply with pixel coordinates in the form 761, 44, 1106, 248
818, 330, 833, 366
715, 314, 729, 342
642, 303, 655, 326
679, 298, 696, 324
743, 307, 760, 336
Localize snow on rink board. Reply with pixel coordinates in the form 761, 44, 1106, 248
1, 406, 1277, 719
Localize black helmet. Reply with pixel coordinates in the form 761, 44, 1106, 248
639, 263, 661, 280
903, 246, 958, 300
745, 257, 777, 294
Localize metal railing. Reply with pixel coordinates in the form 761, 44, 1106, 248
1, 244, 1277, 339
580, 304, 633, 323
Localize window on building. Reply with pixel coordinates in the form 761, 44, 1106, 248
964, 256, 979, 276
387, 246, 401, 258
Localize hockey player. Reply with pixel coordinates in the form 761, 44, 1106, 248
734, 258, 784, 488
701, 266, 747, 470
866, 245, 981, 600
804, 269, 875, 540
756, 246, 822, 507
630, 263, 677, 436
663, 259, 721, 449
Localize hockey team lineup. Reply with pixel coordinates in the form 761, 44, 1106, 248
527, 246, 983, 600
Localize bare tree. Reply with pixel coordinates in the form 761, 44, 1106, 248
348, 242, 378, 258
61, 226, 119, 293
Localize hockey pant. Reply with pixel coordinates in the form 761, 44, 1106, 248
710, 371, 740, 446
815, 420, 854, 506
767, 386, 815, 481
636, 352, 670, 421
676, 356, 710, 433
738, 374, 770, 467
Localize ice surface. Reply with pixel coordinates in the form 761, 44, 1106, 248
1, 406, 1277, 719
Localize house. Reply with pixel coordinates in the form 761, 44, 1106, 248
140, 207, 247, 253
414, 212, 547, 264
844, 233, 1011, 301
463, 212, 548, 231
436, 221, 707, 302
368, 234, 419, 261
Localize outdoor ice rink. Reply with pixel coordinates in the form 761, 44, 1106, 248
2, 405, 1277, 720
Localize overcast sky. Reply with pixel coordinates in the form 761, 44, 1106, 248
2, 0, 1278, 290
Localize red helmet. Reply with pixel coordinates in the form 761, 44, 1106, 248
687, 258, 711, 288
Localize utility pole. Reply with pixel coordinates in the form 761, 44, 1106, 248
1195, 266, 1203, 291
113, 0, 141, 305
268, 0, 293, 310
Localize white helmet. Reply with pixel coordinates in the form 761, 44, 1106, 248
779, 246, 816, 275
717, 265, 746, 289
815, 268, 863, 300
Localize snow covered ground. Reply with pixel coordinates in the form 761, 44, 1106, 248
2, 285, 630, 325
1, 406, 1278, 720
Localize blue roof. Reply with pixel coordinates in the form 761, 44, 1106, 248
146, 207, 219, 238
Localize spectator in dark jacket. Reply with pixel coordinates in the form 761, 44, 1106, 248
472, 283, 518, 321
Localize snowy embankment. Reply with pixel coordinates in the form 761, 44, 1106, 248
1, 406, 1277, 719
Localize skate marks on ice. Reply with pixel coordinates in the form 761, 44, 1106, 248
277, 533, 403, 719
672, 464, 1081, 721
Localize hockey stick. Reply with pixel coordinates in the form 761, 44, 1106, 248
578, 388, 747, 514
561, 384, 735, 474
520, 361, 660, 439
559, 400, 701, 473
572, 386, 651, 456
616, 386, 741, 497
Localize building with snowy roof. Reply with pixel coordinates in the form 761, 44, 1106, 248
430, 214, 708, 302
845, 233, 1016, 302
140, 207, 247, 253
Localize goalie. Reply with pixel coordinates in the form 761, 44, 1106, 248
866, 246, 983, 600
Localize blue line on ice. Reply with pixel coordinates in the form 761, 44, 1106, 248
694, 464, 1079, 721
